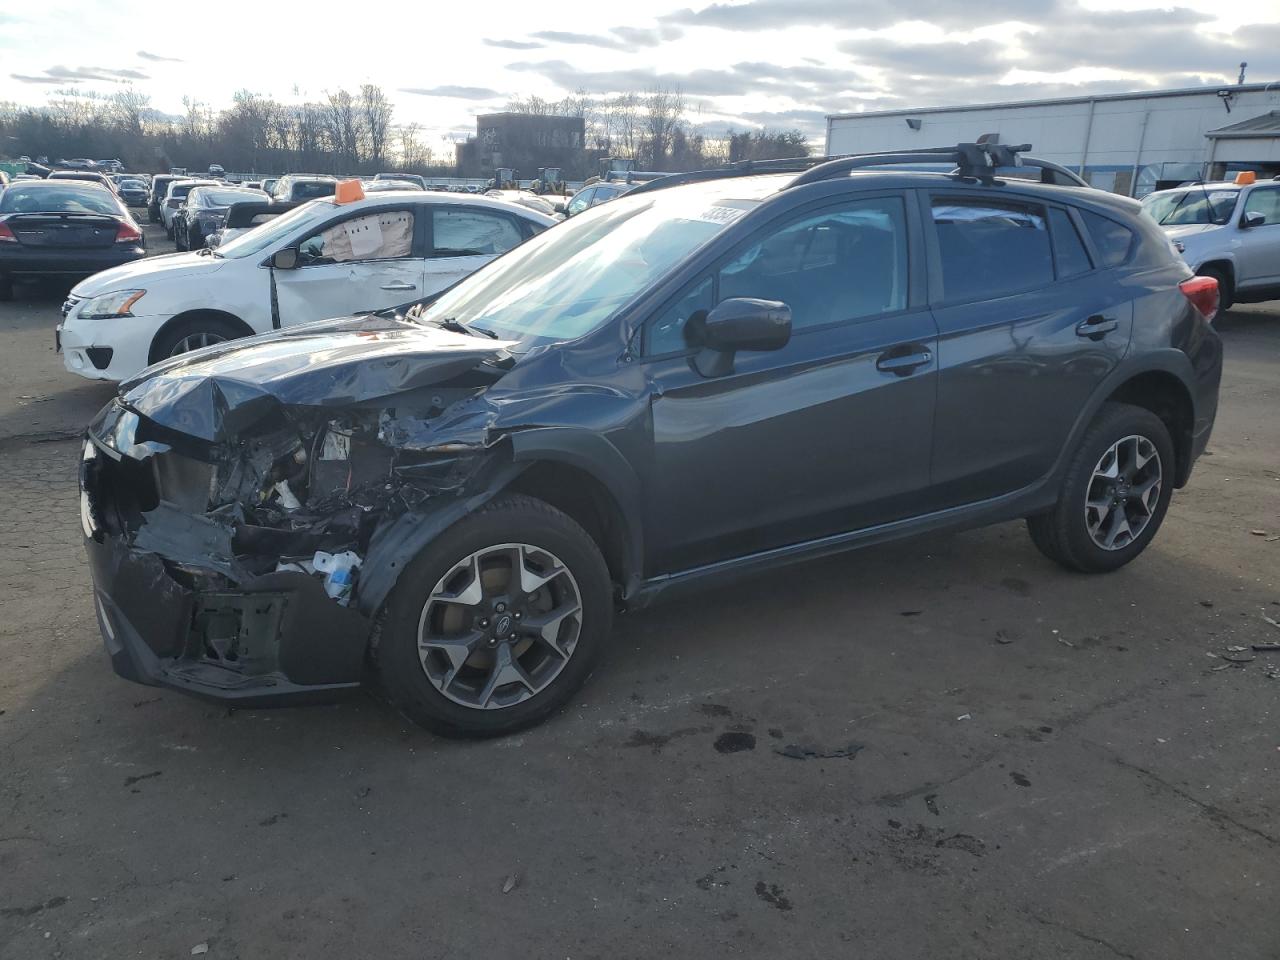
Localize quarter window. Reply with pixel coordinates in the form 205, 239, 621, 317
932, 198, 1052, 302
432, 208, 523, 257
1243, 186, 1280, 225
1049, 207, 1093, 278
1080, 211, 1135, 268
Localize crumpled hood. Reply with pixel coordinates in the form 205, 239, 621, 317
119, 314, 514, 443
72, 251, 226, 298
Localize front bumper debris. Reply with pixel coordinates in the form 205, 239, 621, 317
87, 533, 368, 705
79, 319, 520, 706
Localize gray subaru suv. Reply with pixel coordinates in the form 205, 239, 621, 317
80, 143, 1222, 736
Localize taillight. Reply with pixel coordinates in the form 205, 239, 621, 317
1179, 275, 1219, 323
0, 221, 16, 243
115, 222, 143, 244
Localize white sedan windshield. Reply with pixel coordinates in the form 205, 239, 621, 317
215, 201, 337, 259
419, 187, 764, 346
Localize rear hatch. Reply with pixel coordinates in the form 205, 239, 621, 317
6, 213, 121, 248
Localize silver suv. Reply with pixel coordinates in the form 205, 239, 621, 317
1141, 175, 1280, 309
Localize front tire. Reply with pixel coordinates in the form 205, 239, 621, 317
150, 315, 243, 360
374, 494, 613, 738
1027, 402, 1175, 573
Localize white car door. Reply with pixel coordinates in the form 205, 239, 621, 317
1234, 184, 1280, 290
273, 206, 425, 327
423, 205, 528, 296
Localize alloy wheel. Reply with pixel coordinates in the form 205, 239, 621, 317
169, 332, 227, 356
417, 543, 583, 710
1085, 434, 1162, 551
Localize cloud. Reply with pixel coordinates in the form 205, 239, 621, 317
530, 30, 629, 50
401, 85, 503, 99
483, 38, 545, 50
41, 64, 150, 82
137, 50, 183, 62
838, 37, 1011, 78
10, 73, 75, 84
528, 25, 682, 50
663, 0, 1050, 32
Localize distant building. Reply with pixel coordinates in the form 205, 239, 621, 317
826, 83, 1280, 197
456, 112, 586, 179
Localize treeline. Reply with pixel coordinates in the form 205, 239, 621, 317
0, 84, 811, 177
0, 85, 453, 176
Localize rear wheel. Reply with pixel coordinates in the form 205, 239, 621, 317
0, 273, 12, 301
150, 315, 244, 360
1197, 265, 1233, 312
374, 495, 612, 738
187, 224, 202, 250
1027, 402, 1174, 573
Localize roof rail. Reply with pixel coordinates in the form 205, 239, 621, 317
625, 143, 1088, 197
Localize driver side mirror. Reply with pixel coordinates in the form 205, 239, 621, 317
271, 248, 298, 270
687, 297, 791, 377
554, 202, 567, 215
1241, 210, 1265, 229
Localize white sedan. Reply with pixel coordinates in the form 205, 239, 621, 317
59, 190, 556, 381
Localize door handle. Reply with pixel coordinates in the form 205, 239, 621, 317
1076, 315, 1118, 338
380, 281, 417, 291
876, 349, 933, 375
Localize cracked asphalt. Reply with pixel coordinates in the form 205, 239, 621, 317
1, 227, 1278, 959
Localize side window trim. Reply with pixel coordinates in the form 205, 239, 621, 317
1045, 203, 1095, 280
640, 190, 915, 360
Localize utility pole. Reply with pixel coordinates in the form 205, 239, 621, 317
1238, 62, 1248, 85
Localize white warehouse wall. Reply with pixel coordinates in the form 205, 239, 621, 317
826, 85, 1280, 194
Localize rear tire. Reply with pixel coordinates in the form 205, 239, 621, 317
0, 273, 12, 301
150, 314, 244, 360
1197, 265, 1233, 312
187, 225, 202, 250
374, 494, 613, 738
1027, 402, 1175, 573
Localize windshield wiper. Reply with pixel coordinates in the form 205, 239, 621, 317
432, 316, 496, 339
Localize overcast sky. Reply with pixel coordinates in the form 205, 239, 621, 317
2, 0, 1277, 147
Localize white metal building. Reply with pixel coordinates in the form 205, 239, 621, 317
826, 83, 1280, 197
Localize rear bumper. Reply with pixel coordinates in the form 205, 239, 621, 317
0, 245, 146, 278
86, 531, 369, 707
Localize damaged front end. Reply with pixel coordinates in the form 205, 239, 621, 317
81, 314, 523, 705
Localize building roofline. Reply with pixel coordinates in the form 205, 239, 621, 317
826, 81, 1280, 123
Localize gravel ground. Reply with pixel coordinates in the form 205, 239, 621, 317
1, 226, 1277, 959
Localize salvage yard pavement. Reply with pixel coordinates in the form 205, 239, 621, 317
1, 230, 1277, 959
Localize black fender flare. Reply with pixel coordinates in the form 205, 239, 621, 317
1050, 350, 1198, 485
354, 430, 646, 617
506, 427, 646, 595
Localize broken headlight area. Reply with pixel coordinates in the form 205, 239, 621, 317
84, 393, 501, 609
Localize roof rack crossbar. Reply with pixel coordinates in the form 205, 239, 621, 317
624, 143, 1088, 197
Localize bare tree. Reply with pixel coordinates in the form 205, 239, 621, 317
641, 86, 685, 169
324, 89, 362, 171
360, 84, 393, 168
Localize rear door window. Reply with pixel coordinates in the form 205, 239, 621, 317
431, 208, 524, 257
931, 198, 1053, 302
1049, 207, 1093, 278
1080, 210, 1135, 268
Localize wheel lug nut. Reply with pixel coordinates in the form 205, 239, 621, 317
479, 618, 489, 628
496, 602, 506, 613
513, 612, 522, 620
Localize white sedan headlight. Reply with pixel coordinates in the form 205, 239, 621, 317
78, 289, 146, 320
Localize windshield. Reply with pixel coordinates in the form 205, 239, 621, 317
417, 188, 763, 347
215, 200, 336, 258
0, 184, 121, 215
1142, 188, 1238, 226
